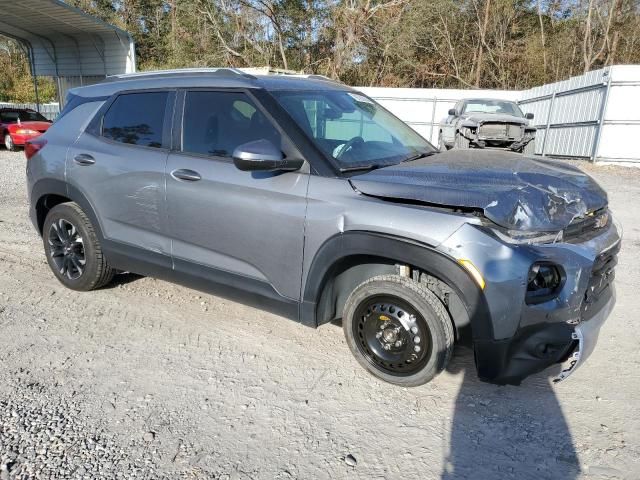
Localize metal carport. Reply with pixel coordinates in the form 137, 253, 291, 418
0, 0, 135, 107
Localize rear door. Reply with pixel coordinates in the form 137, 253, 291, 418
66, 90, 174, 258
165, 89, 309, 301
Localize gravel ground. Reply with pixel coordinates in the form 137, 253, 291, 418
1, 149, 639, 479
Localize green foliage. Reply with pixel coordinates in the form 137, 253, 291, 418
0, 40, 57, 103
2, 0, 640, 95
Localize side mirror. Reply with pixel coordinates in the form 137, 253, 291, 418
232, 139, 303, 172
448, 108, 457, 116
525, 112, 534, 120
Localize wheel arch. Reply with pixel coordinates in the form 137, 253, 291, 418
301, 231, 493, 341
31, 179, 104, 240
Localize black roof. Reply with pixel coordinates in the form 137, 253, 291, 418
72, 68, 353, 98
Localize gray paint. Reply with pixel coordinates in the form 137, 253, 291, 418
27, 70, 621, 355
350, 149, 608, 232
166, 152, 309, 300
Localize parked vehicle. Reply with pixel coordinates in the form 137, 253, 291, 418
26, 69, 619, 386
439, 98, 536, 153
0, 108, 52, 151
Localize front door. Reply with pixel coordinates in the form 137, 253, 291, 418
165, 89, 309, 301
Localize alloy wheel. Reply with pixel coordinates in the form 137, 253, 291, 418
48, 218, 86, 280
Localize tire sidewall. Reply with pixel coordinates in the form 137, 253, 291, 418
42, 203, 102, 291
343, 277, 451, 387
438, 132, 448, 152
5, 134, 14, 151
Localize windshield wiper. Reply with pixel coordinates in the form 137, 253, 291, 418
339, 164, 382, 173
401, 151, 438, 163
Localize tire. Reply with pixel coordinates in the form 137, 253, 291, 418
438, 132, 448, 151
453, 132, 470, 149
5, 134, 17, 151
342, 274, 454, 387
523, 138, 536, 156
42, 202, 115, 291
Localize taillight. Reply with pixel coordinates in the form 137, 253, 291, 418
24, 138, 47, 160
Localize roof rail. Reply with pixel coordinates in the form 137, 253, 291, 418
237, 67, 342, 84
105, 68, 257, 81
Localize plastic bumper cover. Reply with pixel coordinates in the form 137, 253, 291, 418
473, 284, 615, 386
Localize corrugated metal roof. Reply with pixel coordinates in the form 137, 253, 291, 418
0, 0, 135, 76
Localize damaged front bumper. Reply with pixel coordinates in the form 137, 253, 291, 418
439, 216, 621, 386
459, 125, 535, 151
473, 283, 615, 385
553, 289, 615, 382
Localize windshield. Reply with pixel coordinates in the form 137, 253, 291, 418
272, 90, 435, 169
462, 100, 524, 117
0, 110, 49, 123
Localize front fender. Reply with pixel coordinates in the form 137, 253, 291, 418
301, 231, 493, 340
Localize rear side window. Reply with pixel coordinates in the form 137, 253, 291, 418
102, 92, 168, 148
182, 91, 280, 158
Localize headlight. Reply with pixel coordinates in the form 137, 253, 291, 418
15, 128, 38, 135
526, 262, 564, 304
480, 224, 563, 245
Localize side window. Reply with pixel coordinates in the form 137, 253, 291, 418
102, 92, 168, 148
182, 91, 281, 158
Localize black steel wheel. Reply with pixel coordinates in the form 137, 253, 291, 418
343, 275, 454, 386
42, 202, 114, 291
353, 296, 432, 376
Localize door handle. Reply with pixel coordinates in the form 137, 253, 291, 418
171, 169, 201, 182
73, 153, 95, 165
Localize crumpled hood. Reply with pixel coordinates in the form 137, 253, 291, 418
349, 150, 608, 232
461, 113, 528, 125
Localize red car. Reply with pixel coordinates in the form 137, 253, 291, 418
0, 108, 52, 151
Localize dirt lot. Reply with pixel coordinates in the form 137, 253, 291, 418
1, 150, 639, 480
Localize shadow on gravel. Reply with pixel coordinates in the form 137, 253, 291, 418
103, 272, 145, 289
442, 347, 579, 480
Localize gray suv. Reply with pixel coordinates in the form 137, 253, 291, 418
26, 69, 620, 386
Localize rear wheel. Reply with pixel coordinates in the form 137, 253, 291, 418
4, 134, 17, 151
342, 275, 454, 387
43, 202, 114, 291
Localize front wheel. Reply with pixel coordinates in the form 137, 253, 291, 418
453, 132, 470, 149
342, 275, 454, 387
4, 134, 17, 151
438, 132, 448, 151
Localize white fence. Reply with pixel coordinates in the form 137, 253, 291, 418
4, 65, 638, 163
359, 64, 640, 164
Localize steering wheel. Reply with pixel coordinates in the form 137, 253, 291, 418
335, 136, 364, 160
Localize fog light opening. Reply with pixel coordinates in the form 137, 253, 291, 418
526, 262, 564, 304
